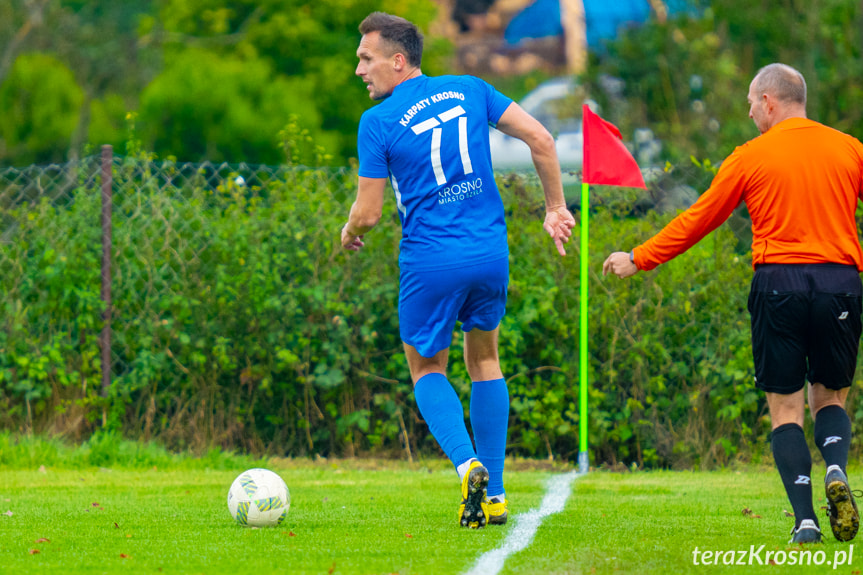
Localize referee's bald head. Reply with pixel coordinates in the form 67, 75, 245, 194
753, 63, 807, 107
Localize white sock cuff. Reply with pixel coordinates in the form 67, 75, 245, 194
456, 458, 477, 481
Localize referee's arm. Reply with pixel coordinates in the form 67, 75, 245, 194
342, 176, 387, 251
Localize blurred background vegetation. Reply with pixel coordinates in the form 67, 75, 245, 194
0, 0, 448, 167
2, 0, 862, 168
4, 1, 863, 467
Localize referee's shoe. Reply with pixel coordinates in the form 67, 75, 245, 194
790, 519, 822, 544
459, 460, 489, 528
825, 465, 860, 542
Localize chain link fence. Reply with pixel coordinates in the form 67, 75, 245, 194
1, 154, 727, 371
2, 149, 758, 460
103, 152, 353, 384
1, 148, 355, 439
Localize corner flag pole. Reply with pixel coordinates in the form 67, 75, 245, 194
578, 181, 589, 474
578, 105, 646, 475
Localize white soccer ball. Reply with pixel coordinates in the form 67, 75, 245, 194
227, 468, 290, 527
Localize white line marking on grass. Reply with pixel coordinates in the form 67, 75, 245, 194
463, 471, 583, 575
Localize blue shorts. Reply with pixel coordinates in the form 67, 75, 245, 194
399, 257, 509, 358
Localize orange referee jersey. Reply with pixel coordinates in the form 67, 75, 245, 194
633, 117, 863, 272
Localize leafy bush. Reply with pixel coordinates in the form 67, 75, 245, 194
3, 157, 861, 468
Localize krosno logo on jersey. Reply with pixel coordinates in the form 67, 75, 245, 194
439, 178, 484, 204
399, 91, 466, 127
430, 91, 466, 103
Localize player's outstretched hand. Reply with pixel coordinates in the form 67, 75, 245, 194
602, 251, 638, 278
543, 206, 575, 256
341, 224, 365, 251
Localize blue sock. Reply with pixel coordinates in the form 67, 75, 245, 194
414, 373, 476, 469
470, 378, 509, 497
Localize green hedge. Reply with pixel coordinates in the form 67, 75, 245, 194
2, 161, 862, 468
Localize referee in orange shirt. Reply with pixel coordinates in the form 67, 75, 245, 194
604, 63, 863, 544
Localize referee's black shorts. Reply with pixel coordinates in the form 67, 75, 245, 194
748, 263, 862, 394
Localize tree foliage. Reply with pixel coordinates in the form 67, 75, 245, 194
0, 52, 83, 164
587, 0, 863, 163
0, 0, 448, 167
4, 1, 863, 167
138, 0, 448, 163
138, 48, 339, 163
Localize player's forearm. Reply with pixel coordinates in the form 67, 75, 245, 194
530, 135, 566, 210
344, 201, 380, 236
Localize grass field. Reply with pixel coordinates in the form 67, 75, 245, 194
2, 452, 862, 575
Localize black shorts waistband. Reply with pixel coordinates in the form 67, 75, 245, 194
752, 263, 861, 295
753, 263, 858, 271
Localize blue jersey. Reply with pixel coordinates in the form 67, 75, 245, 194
357, 75, 513, 271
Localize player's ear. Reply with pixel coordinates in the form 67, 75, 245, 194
392, 52, 407, 71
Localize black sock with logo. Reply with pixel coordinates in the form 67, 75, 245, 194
771, 423, 817, 528
814, 404, 851, 472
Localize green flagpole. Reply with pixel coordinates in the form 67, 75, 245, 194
579, 181, 589, 474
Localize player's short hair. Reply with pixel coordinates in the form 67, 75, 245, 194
359, 12, 423, 68
754, 63, 807, 106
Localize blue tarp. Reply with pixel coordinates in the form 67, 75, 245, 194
504, 0, 694, 47
503, 0, 563, 44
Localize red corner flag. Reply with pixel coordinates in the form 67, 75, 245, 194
582, 104, 646, 189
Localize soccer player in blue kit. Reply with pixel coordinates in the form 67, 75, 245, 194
341, 12, 575, 529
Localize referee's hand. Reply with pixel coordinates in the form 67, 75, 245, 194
603, 251, 638, 278
543, 207, 575, 256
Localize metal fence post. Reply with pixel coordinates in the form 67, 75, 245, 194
100, 145, 113, 400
